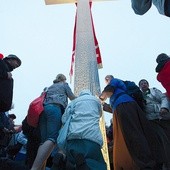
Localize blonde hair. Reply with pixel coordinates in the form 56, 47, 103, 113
53, 74, 66, 83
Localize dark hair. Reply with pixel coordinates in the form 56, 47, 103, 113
156, 53, 170, 64
103, 85, 114, 93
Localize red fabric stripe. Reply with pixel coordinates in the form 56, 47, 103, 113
69, 10, 77, 82
69, 2, 102, 82
90, 2, 103, 68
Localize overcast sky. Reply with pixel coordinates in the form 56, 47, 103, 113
1, 0, 170, 125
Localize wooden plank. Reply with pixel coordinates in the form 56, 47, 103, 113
45, 0, 115, 5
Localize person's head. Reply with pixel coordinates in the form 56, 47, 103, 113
8, 114, 16, 125
53, 74, 66, 83
138, 79, 149, 92
105, 75, 114, 85
100, 85, 114, 100
156, 53, 170, 64
4, 54, 21, 69
79, 89, 92, 97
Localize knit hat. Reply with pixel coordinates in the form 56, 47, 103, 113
5, 54, 21, 66
156, 53, 170, 64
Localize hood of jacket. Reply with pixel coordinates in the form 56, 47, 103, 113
79, 89, 92, 97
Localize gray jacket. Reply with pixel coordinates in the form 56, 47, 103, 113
62, 89, 103, 147
44, 82, 76, 108
131, 0, 165, 15
144, 87, 169, 120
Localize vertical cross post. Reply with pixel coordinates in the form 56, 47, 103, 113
73, 0, 100, 96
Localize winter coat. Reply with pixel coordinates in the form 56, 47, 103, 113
0, 59, 13, 112
44, 82, 76, 109
144, 88, 169, 120
62, 90, 103, 147
131, 0, 165, 16
109, 78, 134, 110
157, 61, 170, 98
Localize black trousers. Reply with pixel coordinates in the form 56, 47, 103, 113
116, 102, 160, 168
0, 158, 29, 170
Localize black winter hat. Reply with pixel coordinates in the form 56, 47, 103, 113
5, 54, 21, 66
8, 114, 16, 120
156, 53, 170, 64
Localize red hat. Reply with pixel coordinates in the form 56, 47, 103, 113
0, 53, 4, 59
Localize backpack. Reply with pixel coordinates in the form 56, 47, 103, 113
123, 80, 145, 110
27, 92, 46, 128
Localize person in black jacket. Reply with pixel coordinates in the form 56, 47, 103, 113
0, 54, 21, 137
22, 117, 41, 169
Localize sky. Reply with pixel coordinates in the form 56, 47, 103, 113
1, 0, 170, 125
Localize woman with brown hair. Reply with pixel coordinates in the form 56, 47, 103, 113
31, 74, 76, 170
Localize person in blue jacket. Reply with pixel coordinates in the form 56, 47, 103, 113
100, 77, 164, 170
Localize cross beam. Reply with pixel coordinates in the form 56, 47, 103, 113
45, 0, 114, 4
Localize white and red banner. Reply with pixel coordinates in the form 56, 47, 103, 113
69, 2, 103, 82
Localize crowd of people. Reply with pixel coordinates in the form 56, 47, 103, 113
1, 0, 170, 169
0, 52, 170, 170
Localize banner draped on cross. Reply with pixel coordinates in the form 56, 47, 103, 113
69, 2, 103, 82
